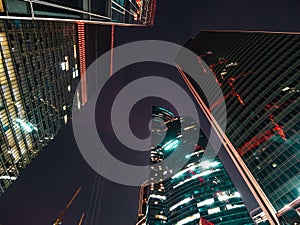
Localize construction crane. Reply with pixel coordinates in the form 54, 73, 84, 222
77, 213, 85, 225
53, 187, 82, 225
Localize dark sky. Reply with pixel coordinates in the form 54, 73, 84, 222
1, 1, 300, 225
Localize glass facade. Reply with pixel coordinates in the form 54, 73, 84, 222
137, 107, 254, 225
177, 31, 300, 224
0, 0, 157, 25
0, 19, 81, 194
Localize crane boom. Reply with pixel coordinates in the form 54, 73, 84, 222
77, 213, 85, 225
53, 187, 81, 225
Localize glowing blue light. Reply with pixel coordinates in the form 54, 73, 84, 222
157, 107, 175, 116
15, 118, 38, 132
163, 139, 179, 151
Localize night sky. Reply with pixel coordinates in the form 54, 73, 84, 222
1, 1, 300, 225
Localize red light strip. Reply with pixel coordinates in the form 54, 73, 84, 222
237, 124, 286, 156
78, 22, 87, 105
110, 25, 115, 76
237, 130, 274, 156
148, 0, 157, 26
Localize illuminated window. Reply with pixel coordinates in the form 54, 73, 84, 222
175, 213, 200, 225
64, 115, 68, 124
208, 207, 220, 215
197, 198, 214, 207
170, 197, 193, 212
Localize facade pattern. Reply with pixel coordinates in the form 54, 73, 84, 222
178, 31, 300, 224
0, 0, 156, 25
137, 107, 254, 225
0, 19, 81, 194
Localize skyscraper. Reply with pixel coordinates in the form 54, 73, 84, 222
0, 0, 157, 197
0, 0, 156, 25
176, 30, 300, 224
0, 19, 80, 193
0, 0, 157, 104
137, 107, 254, 225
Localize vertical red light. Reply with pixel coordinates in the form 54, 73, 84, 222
148, 0, 157, 26
110, 25, 115, 76
78, 22, 87, 105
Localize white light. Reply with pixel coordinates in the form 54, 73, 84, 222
218, 195, 229, 201
67, 85, 71, 92
149, 194, 166, 201
184, 125, 196, 131
175, 213, 200, 225
199, 161, 220, 169
282, 87, 290, 91
0, 176, 17, 180
172, 165, 197, 179
197, 198, 214, 207
235, 192, 241, 198
218, 191, 241, 201
170, 197, 193, 211
61, 62, 66, 70
200, 160, 210, 168
208, 207, 220, 215
77, 91, 81, 109
154, 215, 167, 220
173, 169, 220, 189
226, 204, 244, 210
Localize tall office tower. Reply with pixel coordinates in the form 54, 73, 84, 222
0, 0, 156, 25
137, 107, 254, 225
0, 0, 158, 105
0, 0, 156, 197
0, 0, 157, 103
176, 31, 300, 224
0, 19, 81, 194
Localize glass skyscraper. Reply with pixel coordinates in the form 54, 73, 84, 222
0, 19, 81, 194
176, 31, 300, 224
0, 0, 156, 197
0, 0, 156, 25
137, 107, 254, 225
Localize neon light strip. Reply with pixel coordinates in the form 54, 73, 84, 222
110, 25, 115, 76
78, 22, 87, 105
